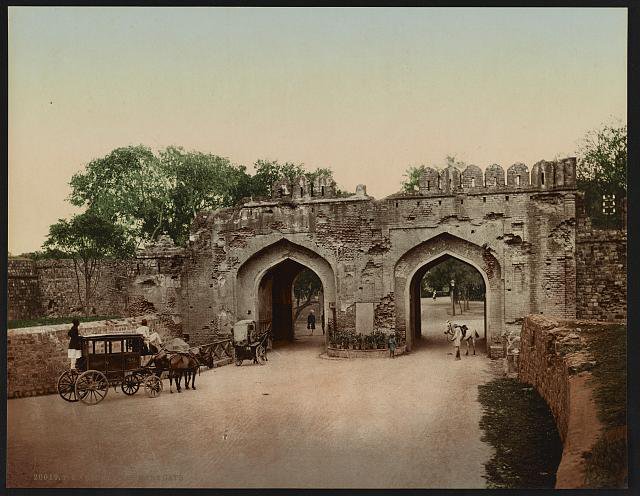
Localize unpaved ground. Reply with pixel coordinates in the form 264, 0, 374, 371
7, 298, 494, 488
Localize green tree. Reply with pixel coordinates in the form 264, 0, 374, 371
402, 165, 427, 193
577, 123, 626, 192
43, 211, 135, 315
293, 269, 322, 320
576, 122, 626, 228
69, 145, 254, 247
422, 258, 484, 312
69, 145, 169, 247
250, 159, 306, 198
159, 146, 253, 245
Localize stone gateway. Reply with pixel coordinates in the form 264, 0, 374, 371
177, 158, 578, 357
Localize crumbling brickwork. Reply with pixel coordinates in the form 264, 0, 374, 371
7, 259, 40, 320
575, 196, 627, 321
180, 161, 579, 355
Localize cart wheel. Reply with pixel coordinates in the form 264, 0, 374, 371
235, 358, 243, 366
144, 374, 163, 398
255, 345, 267, 365
75, 370, 109, 406
121, 373, 140, 396
57, 370, 80, 402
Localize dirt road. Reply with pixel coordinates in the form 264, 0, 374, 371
8, 298, 494, 488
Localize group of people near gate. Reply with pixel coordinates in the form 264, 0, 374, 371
66, 318, 164, 370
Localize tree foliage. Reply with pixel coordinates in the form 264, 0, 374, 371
402, 165, 427, 193
577, 123, 627, 193
576, 122, 626, 228
293, 268, 323, 319
66, 146, 349, 248
43, 211, 135, 315
421, 258, 484, 301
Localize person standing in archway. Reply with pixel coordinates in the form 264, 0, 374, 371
307, 310, 316, 335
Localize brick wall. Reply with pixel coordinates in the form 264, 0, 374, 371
7, 259, 40, 320
575, 223, 626, 322
518, 315, 605, 488
7, 314, 178, 398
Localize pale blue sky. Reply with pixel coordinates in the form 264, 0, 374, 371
9, 7, 627, 253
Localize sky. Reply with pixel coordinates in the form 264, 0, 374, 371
8, 7, 627, 254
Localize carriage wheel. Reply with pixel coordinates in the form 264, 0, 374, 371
57, 370, 80, 402
144, 374, 163, 398
255, 345, 267, 365
121, 373, 140, 396
75, 370, 109, 406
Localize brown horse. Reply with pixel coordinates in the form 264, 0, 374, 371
150, 351, 200, 393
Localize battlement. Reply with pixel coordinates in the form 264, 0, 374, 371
415, 157, 576, 196
266, 158, 576, 205
272, 171, 337, 200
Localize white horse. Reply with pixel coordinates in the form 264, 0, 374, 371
444, 322, 480, 356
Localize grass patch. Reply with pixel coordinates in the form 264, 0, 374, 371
478, 378, 562, 489
7, 315, 121, 329
581, 324, 627, 488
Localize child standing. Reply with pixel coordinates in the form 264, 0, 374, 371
388, 332, 397, 358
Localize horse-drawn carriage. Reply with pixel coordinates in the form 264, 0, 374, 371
56, 333, 163, 405
232, 320, 269, 366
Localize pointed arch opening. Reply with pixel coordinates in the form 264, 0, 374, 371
235, 239, 337, 351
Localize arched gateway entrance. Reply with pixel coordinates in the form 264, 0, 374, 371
235, 239, 337, 346
394, 234, 502, 351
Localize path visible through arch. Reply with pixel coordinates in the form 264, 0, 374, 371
8, 298, 495, 488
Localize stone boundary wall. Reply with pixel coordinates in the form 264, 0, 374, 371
7, 314, 178, 399
7, 259, 40, 321
518, 315, 603, 489
575, 229, 626, 322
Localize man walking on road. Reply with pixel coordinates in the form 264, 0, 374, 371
307, 310, 316, 335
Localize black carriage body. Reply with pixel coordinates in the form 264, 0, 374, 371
80, 333, 145, 380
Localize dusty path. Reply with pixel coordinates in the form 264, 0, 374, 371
8, 298, 494, 488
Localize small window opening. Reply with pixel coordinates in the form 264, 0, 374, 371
438, 200, 442, 206
300, 187, 304, 196
460, 199, 464, 204
310, 184, 314, 196
321, 186, 325, 196
459, 176, 463, 187
471, 178, 476, 188
516, 175, 521, 187
395, 201, 399, 208
438, 177, 441, 189
483, 197, 486, 203
417, 201, 421, 206
427, 180, 431, 190
541, 172, 545, 186
505, 195, 509, 201
448, 178, 452, 189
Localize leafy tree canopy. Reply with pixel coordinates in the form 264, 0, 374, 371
421, 257, 484, 299
66, 147, 349, 248
577, 122, 627, 193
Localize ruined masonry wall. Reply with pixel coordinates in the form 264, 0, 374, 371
183, 160, 578, 351
518, 315, 605, 489
7, 260, 40, 321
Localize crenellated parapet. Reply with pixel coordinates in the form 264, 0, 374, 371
414, 157, 576, 197
271, 170, 337, 200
